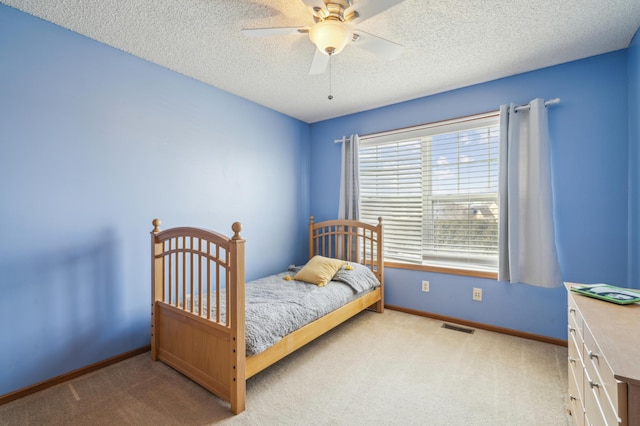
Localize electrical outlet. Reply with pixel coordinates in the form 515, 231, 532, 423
473, 287, 482, 301
422, 280, 430, 292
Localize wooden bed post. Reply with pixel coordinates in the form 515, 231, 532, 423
150, 218, 163, 361
374, 217, 384, 313
228, 222, 246, 415
308, 216, 315, 259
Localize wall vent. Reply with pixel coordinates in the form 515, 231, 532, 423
442, 323, 475, 334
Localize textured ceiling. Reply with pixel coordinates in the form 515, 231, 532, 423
2, 0, 640, 123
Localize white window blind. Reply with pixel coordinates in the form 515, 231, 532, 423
359, 112, 500, 272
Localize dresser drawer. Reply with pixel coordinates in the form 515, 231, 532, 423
568, 320, 582, 361
584, 410, 604, 426
569, 366, 585, 426
570, 395, 585, 426
584, 323, 622, 426
568, 298, 583, 340
584, 367, 609, 426
569, 334, 584, 402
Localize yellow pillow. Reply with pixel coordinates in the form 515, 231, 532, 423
293, 255, 345, 287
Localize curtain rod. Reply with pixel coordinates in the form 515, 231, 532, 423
334, 97, 560, 143
514, 97, 560, 112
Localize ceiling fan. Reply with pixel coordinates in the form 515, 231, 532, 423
242, 0, 406, 75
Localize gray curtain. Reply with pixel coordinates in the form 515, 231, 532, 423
498, 99, 562, 287
338, 134, 360, 220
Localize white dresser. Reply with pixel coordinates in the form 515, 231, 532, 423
566, 283, 640, 426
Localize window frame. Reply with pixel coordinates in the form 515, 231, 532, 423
358, 111, 500, 279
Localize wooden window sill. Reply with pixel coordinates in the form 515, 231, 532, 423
385, 261, 498, 279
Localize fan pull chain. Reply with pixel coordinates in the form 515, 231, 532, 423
328, 54, 333, 100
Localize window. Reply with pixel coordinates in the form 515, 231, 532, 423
359, 112, 500, 274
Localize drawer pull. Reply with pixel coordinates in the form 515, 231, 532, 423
568, 325, 576, 334
569, 307, 576, 314
588, 380, 599, 389
570, 394, 577, 401
588, 351, 599, 360
568, 356, 576, 364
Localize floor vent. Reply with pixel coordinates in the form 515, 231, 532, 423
442, 323, 475, 334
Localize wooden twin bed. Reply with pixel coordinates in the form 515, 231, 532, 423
150, 217, 384, 414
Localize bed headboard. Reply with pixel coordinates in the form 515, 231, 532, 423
308, 216, 384, 286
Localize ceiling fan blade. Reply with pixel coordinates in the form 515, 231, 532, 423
346, 0, 406, 25
300, 0, 329, 19
242, 27, 309, 37
309, 49, 330, 75
351, 30, 403, 60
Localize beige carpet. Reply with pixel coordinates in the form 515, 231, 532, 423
0, 309, 572, 425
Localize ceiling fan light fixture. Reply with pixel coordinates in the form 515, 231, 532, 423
309, 19, 352, 56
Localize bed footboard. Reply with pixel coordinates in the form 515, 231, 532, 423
150, 219, 246, 414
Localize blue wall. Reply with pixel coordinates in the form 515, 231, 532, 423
310, 50, 632, 341
0, 5, 310, 396
629, 28, 640, 287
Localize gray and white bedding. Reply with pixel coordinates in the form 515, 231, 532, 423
246, 262, 379, 356
192, 262, 380, 356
